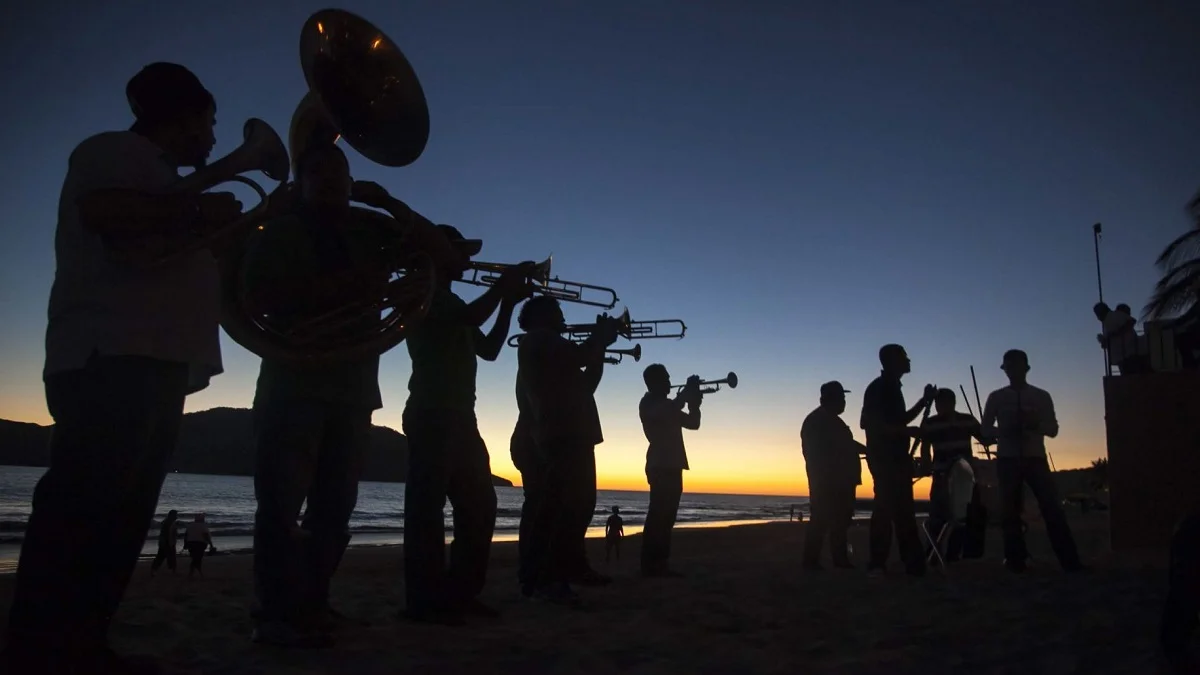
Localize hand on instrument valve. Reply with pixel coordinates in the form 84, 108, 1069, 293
683, 375, 703, 407
350, 180, 394, 208
594, 313, 621, 347
497, 262, 536, 302
194, 192, 244, 232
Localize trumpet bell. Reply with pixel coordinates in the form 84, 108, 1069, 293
299, 9, 430, 167
726, 372, 739, 389
631, 343, 642, 362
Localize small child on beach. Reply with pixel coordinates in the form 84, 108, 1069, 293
605, 507, 624, 563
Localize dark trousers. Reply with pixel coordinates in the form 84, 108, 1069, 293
1162, 513, 1200, 667
252, 398, 371, 621
803, 477, 855, 566
151, 543, 177, 573
866, 454, 925, 573
525, 440, 596, 586
997, 456, 1081, 570
186, 541, 208, 574
6, 355, 188, 653
402, 410, 498, 612
513, 441, 543, 588
641, 467, 684, 573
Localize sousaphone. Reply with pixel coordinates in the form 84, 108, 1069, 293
219, 8, 438, 364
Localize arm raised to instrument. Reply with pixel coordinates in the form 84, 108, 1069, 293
475, 298, 521, 362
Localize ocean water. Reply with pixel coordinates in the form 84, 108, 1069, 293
0, 466, 815, 569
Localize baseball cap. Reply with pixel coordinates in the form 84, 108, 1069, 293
126, 62, 214, 126
820, 381, 850, 398
437, 224, 482, 257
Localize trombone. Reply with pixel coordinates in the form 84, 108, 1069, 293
459, 256, 620, 309
505, 308, 688, 347
604, 344, 642, 365
674, 372, 739, 395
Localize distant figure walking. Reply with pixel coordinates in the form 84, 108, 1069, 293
860, 344, 935, 577
980, 349, 1085, 574
639, 364, 702, 578
801, 381, 863, 570
605, 507, 625, 563
150, 510, 180, 577
185, 514, 214, 578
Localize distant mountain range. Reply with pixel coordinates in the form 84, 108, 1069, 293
0, 407, 514, 487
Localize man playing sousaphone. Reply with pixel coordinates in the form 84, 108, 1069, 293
2, 62, 242, 675
242, 142, 458, 647
517, 297, 620, 604
401, 230, 534, 625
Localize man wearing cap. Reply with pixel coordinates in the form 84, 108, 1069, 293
981, 349, 1085, 573
860, 344, 936, 577
242, 142, 457, 646
801, 381, 864, 570
400, 227, 533, 624
639, 364, 703, 578
516, 296, 620, 603
3, 63, 244, 674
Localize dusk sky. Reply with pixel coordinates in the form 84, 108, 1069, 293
1, 2, 1198, 496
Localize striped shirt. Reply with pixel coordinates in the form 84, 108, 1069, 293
919, 411, 980, 470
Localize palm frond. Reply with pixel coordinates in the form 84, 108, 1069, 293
1155, 227, 1200, 270
1143, 258, 1200, 319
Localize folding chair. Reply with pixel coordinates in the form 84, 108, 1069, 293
922, 458, 976, 572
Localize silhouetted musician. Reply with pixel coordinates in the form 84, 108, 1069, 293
980, 349, 1085, 574
3, 63, 241, 674
917, 388, 984, 563
517, 297, 618, 604
639, 364, 702, 578
860, 344, 934, 578
400, 226, 531, 624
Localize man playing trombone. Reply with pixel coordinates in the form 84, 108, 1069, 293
3, 63, 242, 675
401, 227, 533, 625
241, 141, 457, 647
517, 296, 620, 603
639, 365, 703, 577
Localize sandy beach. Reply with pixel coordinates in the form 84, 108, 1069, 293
0, 511, 1173, 674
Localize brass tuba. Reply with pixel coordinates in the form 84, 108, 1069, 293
219, 8, 439, 364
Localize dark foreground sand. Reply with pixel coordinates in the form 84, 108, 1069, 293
0, 512, 1176, 674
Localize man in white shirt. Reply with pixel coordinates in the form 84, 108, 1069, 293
980, 349, 1085, 574
639, 364, 702, 577
3, 63, 242, 675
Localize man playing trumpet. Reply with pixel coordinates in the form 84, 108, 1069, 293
242, 141, 458, 647
639, 365, 703, 577
4, 63, 241, 675
517, 297, 620, 603
401, 228, 533, 624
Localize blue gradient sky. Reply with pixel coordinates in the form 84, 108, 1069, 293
1, 2, 1198, 495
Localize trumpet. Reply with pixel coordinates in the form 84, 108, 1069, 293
604, 344, 642, 365
459, 256, 620, 309
674, 372, 739, 395
506, 308, 688, 347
